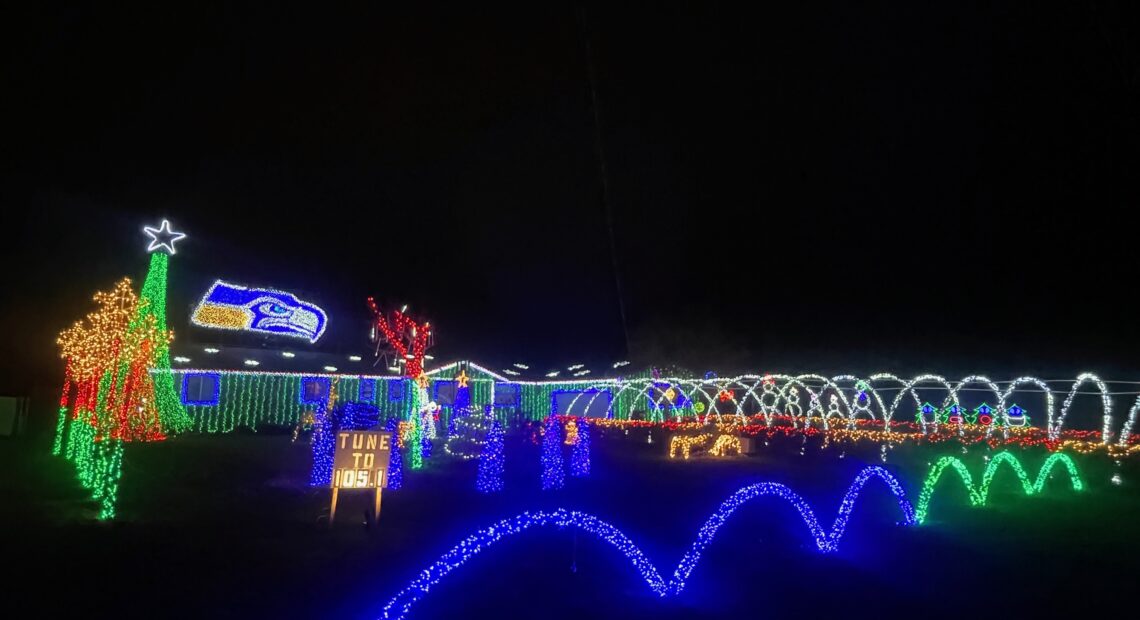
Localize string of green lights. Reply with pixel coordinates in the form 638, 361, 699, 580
914, 451, 1084, 524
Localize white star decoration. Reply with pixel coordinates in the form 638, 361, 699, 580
143, 219, 186, 254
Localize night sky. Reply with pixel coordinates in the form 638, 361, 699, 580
3, 3, 1139, 397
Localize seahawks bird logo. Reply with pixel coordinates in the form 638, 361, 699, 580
191, 280, 328, 342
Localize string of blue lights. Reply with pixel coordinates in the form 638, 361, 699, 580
379, 466, 914, 619
540, 415, 564, 490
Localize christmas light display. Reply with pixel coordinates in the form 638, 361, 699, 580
181, 372, 220, 406
367, 298, 432, 378
1005, 404, 1028, 427
570, 418, 590, 477
443, 387, 491, 460
600, 413, 1140, 456
143, 219, 185, 254
191, 280, 328, 342
392, 422, 410, 448
51, 372, 68, 455
422, 401, 438, 441
476, 420, 505, 493
914, 451, 1083, 524
708, 434, 742, 456
406, 384, 427, 470
668, 434, 713, 459
537, 372, 1138, 448
135, 249, 190, 433
378, 466, 913, 619
945, 404, 966, 424
167, 369, 442, 432
308, 377, 340, 486
975, 403, 993, 425
148, 361, 1140, 457
564, 418, 579, 445
54, 280, 161, 516
53, 221, 191, 519
916, 402, 939, 425
385, 418, 403, 490
541, 415, 564, 490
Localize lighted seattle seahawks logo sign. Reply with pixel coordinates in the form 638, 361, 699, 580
191, 280, 328, 343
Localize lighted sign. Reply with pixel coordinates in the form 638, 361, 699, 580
191, 280, 328, 342
332, 430, 392, 489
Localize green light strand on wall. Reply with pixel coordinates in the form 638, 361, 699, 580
174, 372, 418, 433
471, 380, 490, 413
376, 377, 388, 407
914, 451, 1084, 524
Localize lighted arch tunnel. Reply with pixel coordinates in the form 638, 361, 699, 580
547, 372, 1134, 445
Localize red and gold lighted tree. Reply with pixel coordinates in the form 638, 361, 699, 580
57, 277, 172, 442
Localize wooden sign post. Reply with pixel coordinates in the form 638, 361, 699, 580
329, 429, 392, 526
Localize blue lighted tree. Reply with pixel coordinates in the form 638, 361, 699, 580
570, 417, 590, 477
476, 420, 505, 493
540, 415, 564, 490
385, 418, 403, 490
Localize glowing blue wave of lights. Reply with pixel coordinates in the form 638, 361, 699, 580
379, 466, 915, 619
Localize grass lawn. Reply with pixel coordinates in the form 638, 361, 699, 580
2, 426, 1138, 619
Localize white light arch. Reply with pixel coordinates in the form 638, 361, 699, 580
1054, 373, 1111, 441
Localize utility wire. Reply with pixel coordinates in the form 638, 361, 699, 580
579, 6, 631, 358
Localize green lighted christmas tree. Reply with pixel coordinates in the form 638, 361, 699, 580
135, 250, 191, 433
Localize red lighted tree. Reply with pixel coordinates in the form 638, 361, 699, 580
367, 297, 434, 378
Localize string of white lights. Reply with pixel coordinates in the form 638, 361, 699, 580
549, 372, 1134, 445
154, 365, 1139, 445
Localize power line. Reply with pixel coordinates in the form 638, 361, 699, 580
579, 6, 630, 358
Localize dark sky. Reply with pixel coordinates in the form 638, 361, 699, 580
3, 2, 1139, 395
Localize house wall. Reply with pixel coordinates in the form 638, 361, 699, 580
166, 366, 655, 433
